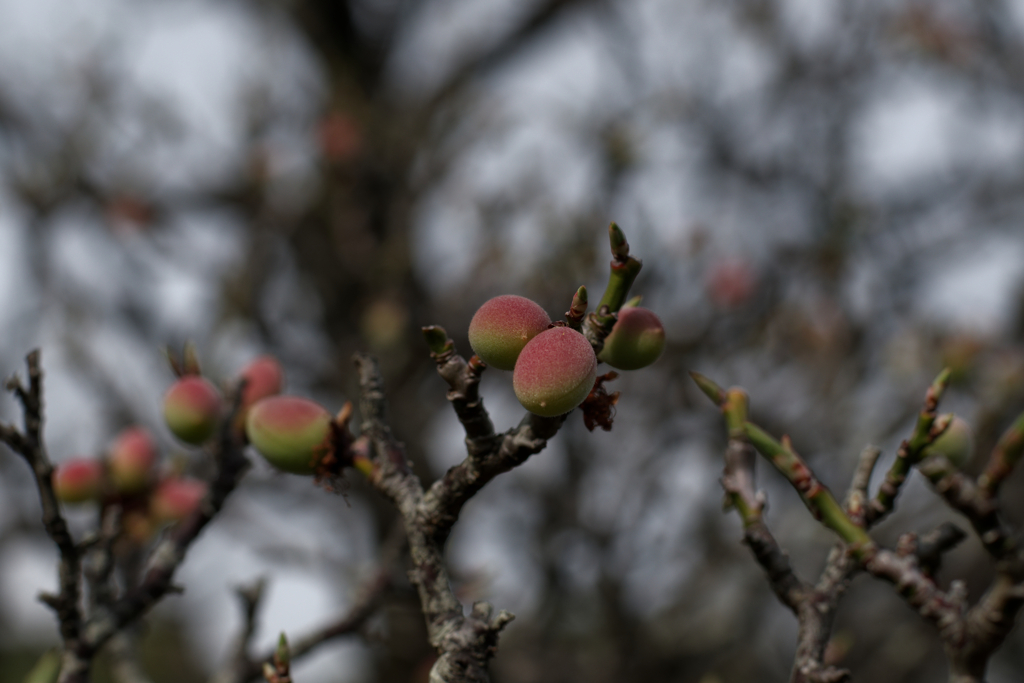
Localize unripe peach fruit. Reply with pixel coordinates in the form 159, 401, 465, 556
150, 477, 207, 521
924, 414, 973, 468
513, 327, 597, 417
163, 376, 222, 445
245, 396, 333, 475
108, 427, 158, 494
52, 459, 103, 503
239, 355, 284, 410
468, 295, 551, 371
598, 307, 665, 370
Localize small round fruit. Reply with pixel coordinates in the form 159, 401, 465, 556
163, 376, 222, 445
52, 459, 103, 503
245, 396, 333, 475
468, 295, 551, 371
108, 427, 158, 494
598, 307, 665, 371
239, 355, 284, 410
924, 415, 973, 468
151, 477, 207, 521
513, 327, 597, 417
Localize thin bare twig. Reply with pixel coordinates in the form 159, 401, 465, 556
0, 351, 87, 682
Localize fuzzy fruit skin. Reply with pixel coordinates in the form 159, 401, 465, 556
108, 427, 158, 494
151, 477, 207, 521
239, 355, 284, 410
598, 307, 666, 370
469, 295, 551, 371
52, 459, 103, 503
245, 396, 333, 475
513, 327, 597, 417
924, 415, 974, 468
163, 376, 222, 445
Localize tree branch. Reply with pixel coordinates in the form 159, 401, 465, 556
354, 353, 517, 683
77, 389, 250, 669
0, 351, 86, 682
866, 368, 951, 525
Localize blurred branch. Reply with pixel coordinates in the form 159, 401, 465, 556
695, 370, 1008, 682
211, 578, 266, 683
75, 388, 251, 676
866, 369, 951, 525
428, 0, 600, 109
0, 351, 87, 682
720, 387, 805, 612
978, 409, 1024, 498
217, 524, 405, 683
917, 456, 1012, 559
108, 628, 155, 683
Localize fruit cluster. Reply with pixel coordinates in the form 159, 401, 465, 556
50, 354, 316, 535
51, 426, 207, 541
467, 293, 665, 417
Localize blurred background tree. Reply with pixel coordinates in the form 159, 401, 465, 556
2, 0, 1024, 681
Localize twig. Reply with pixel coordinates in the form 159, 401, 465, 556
419, 327, 569, 544
354, 354, 518, 683
421, 411, 566, 544
75, 384, 251, 676
845, 446, 880, 527
696, 374, 847, 682
0, 351, 87, 682
217, 524, 406, 683
866, 368, 951, 525
978, 409, 1024, 498
109, 628, 155, 683
692, 371, 993, 682
422, 326, 498, 458
742, 422, 872, 549
581, 223, 642, 353
917, 455, 1012, 559
720, 387, 805, 612
82, 506, 121, 613
915, 522, 968, 578
208, 578, 266, 683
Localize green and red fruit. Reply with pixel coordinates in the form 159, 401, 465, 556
239, 355, 284, 410
151, 477, 207, 521
707, 258, 756, 309
52, 459, 103, 503
245, 396, 333, 475
163, 376, 222, 445
513, 327, 597, 417
468, 295, 551, 371
924, 414, 973, 468
598, 307, 665, 370
108, 427, 158, 494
